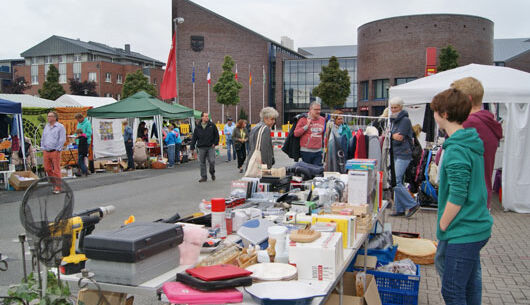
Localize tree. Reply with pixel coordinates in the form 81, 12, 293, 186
122, 69, 157, 99
1, 77, 30, 94
213, 56, 243, 117
438, 45, 459, 72
69, 79, 98, 96
312, 56, 350, 110
38, 65, 65, 100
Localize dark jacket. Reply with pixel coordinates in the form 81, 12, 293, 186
282, 114, 305, 160
233, 127, 248, 150
390, 110, 413, 159
191, 121, 219, 150
77, 134, 89, 156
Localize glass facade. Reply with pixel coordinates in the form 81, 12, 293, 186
283, 57, 357, 121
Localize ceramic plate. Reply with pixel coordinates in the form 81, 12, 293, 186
245, 281, 326, 305
245, 263, 297, 281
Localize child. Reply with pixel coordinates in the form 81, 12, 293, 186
431, 88, 493, 305
164, 125, 178, 168
75, 128, 89, 176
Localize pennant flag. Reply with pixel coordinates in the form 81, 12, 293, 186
207, 63, 211, 84
192, 64, 195, 83
249, 70, 252, 86
235, 64, 238, 81
160, 34, 177, 100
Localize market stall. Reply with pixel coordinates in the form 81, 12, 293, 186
389, 63, 530, 213
0, 98, 26, 188
87, 91, 194, 159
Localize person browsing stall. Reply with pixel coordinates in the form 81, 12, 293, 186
122, 120, 134, 171
172, 123, 183, 165
431, 88, 493, 305
191, 112, 219, 182
248, 107, 278, 169
293, 101, 326, 166
41, 111, 66, 193
233, 119, 249, 173
223, 118, 236, 162
75, 128, 89, 176
165, 124, 178, 168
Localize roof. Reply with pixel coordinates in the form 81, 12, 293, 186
87, 91, 194, 119
297, 45, 357, 58
181, 0, 304, 58
0, 94, 75, 108
20, 35, 164, 66
55, 94, 117, 108
494, 38, 530, 62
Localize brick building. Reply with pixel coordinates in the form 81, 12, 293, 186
15, 35, 165, 100
494, 38, 530, 73
0, 59, 25, 92
173, 0, 303, 124
357, 14, 494, 115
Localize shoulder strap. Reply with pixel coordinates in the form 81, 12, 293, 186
255, 126, 266, 151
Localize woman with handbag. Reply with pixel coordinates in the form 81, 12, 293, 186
245, 107, 279, 177
233, 119, 249, 173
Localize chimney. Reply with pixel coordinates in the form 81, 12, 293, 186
125, 44, 131, 54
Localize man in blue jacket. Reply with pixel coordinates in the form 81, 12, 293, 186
224, 118, 236, 162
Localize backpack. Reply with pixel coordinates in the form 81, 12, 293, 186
404, 136, 423, 192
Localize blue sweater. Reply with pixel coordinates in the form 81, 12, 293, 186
165, 131, 178, 146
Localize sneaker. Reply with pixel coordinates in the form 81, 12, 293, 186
211, 175, 216, 181
390, 211, 405, 217
167, 165, 174, 168
198, 178, 207, 183
52, 190, 61, 194
239, 168, 243, 173
406, 204, 421, 218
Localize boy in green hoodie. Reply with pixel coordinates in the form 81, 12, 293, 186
431, 88, 493, 305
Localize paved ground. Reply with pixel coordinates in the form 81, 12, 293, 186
390, 196, 530, 305
1, 148, 529, 304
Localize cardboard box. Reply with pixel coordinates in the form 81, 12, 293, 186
312, 214, 356, 248
324, 273, 382, 305
77, 288, 127, 305
289, 232, 343, 281
356, 215, 373, 234
347, 170, 375, 205
8, 171, 38, 190
354, 255, 378, 270
105, 162, 121, 173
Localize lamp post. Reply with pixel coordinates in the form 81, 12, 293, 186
173, 17, 184, 104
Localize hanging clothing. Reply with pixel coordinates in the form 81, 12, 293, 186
325, 125, 346, 173
422, 105, 436, 142
354, 129, 367, 159
367, 135, 382, 171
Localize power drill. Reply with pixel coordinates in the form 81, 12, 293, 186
59, 205, 115, 275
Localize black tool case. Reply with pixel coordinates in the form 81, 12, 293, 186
83, 222, 183, 263
176, 272, 253, 291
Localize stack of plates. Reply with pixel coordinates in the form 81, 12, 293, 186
245, 281, 326, 305
245, 263, 297, 281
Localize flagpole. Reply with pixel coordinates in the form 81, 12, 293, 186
235, 64, 238, 121
249, 64, 251, 124
192, 62, 196, 111
207, 62, 210, 114
262, 65, 265, 109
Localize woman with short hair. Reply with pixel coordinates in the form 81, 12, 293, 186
233, 119, 249, 173
248, 107, 279, 169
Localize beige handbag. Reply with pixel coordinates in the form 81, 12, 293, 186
244, 126, 266, 178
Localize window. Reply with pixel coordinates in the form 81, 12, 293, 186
44, 64, 50, 77
45, 56, 53, 64
373, 79, 389, 100
153, 78, 157, 85
59, 63, 67, 83
116, 74, 123, 84
88, 72, 97, 82
74, 54, 82, 62
73, 62, 81, 81
87, 54, 94, 61
117, 94, 121, 101
30, 57, 37, 65
105, 93, 112, 97
495, 62, 505, 67
31, 64, 38, 85
58, 55, 66, 63
360, 81, 369, 101
105, 72, 111, 83
395, 77, 417, 86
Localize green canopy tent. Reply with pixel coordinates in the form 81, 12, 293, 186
87, 91, 194, 156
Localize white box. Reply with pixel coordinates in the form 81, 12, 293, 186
347, 170, 375, 205
288, 232, 343, 281
312, 214, 356, 249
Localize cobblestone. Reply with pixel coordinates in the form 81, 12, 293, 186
388, 195, 530, 304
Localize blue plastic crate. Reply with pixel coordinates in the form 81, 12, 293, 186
355, 264, 420, 305
347, 245, 398, 272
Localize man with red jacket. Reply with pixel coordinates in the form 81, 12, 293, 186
451, 77, 503, 210
294, 101, 326, 166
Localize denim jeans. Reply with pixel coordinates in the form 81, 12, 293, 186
167, 144, 175, 166
78, 152, 88, 174
175, 143, 181, 164
393, 157, 417, 213
436, 239, 488, 305
198, 146, 215, 179
300, 151, 323, 166
125, 142, 134, 169
226, 138, 236, 161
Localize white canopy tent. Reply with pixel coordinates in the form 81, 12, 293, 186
389, 64, 530, 213
55, 95, 117, 108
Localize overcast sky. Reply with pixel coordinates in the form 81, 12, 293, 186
2, 0, 529, 63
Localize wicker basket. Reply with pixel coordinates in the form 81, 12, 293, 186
395, 241, 437, 265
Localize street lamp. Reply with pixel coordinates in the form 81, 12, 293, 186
173, 17, 184, 104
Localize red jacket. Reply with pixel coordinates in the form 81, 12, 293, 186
294, 115, 326, 151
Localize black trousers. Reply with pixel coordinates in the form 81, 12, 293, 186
236, 144, 246, 168
125, 142, 134, 169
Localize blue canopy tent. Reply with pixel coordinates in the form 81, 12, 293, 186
0, 98, 26, 169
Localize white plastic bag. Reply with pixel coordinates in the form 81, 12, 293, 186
245, 126, 266, 178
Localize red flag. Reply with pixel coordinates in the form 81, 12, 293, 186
160, 34, 176, 100
235, 64, 238, 81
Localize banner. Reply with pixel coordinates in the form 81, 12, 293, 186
92, 118, 126, 158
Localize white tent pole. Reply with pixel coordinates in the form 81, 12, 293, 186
17, 114, 27, 170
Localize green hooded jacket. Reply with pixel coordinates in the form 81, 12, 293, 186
437, 128, 493, 244
76, 118, 92, 145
